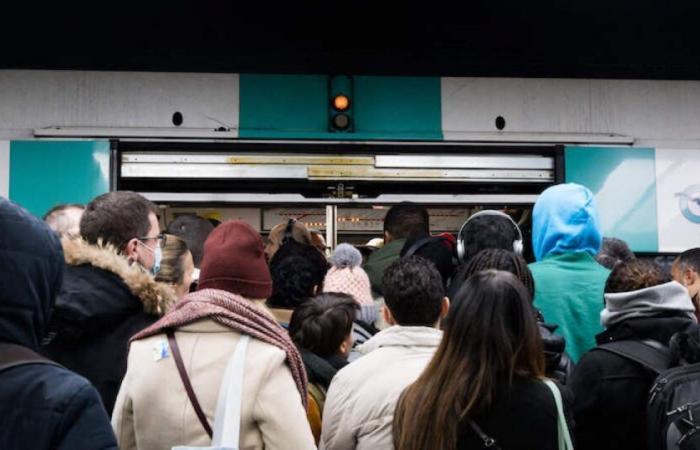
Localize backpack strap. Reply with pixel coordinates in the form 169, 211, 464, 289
0, 342, 60, 373
402, 236, 450, 259
595, 339, 672, 375
166, 330, 213, 439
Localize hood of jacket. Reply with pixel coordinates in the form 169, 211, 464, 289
52, 237, 175, 337
357, 325, 442, 355
532, 183, 603, 262
601, 281, 697, 328
0, 198, 64, 351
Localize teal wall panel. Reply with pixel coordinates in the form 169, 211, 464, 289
239, 74, 442, 140
10, 140, 110, 217
565, 146, 658, 252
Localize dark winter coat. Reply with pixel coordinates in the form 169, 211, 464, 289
571, 316, 695, 450
42, 238, 175, 415
0, 197, 117, 450
457, 377, 571, 450
540, 320, 575, 384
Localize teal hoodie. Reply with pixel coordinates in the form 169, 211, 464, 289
529, 183, 610, 362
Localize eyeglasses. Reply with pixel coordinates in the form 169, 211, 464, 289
137, 233, 166, 248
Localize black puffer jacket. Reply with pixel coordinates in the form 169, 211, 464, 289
571, 316, 695, 450
0, 197, 117, 450
539, 321, 575, 384
42, 238, 174, 414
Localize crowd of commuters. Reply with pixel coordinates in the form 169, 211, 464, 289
2, 182, 700, 450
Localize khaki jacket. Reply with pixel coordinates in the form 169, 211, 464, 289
112, 314, 316, 450
319, 326, 442, 450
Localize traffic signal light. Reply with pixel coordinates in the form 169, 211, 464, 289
329, 75, 353, 132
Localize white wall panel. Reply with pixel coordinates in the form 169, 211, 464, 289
0, 70, 239, 139
0, 141, 9, 198
442, 77, 700, 148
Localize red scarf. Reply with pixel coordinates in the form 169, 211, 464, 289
132, 288, 307, 406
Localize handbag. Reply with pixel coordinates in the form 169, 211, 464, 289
171, 333, 251, 450
543, 379, 575, 450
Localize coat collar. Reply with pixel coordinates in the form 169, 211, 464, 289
61, 237, 175, 315
357, 325, 442, 354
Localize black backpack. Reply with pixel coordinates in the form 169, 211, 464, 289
596, 339, 700, 450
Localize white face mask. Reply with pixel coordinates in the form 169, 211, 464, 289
138, 240, 162, 275
191, 268, 201, 282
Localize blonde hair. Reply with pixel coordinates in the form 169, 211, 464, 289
156, 234, 190, 286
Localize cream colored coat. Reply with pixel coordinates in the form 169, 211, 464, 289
319, 326, 443, 450
112, 314, 316, 450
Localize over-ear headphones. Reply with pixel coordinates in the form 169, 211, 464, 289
282, 218, 296, 244
456, 210, 523, 263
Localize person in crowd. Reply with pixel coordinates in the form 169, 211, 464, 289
448, 209, 524, 300
289, 293, 358, 443
400, 234, 455, 288
42, 191, 176, 414
530, 183, 610, 362
0, 197, 117, 450
393, 270, 567, 450
596, 237, 636, 270
310, 229, 330, 255
267, 240, 329, 326
320, 256, 449, 450
43, 203, 84, 237
113, 220, 315, 450
165, 214, 214, 268
364, 202, 430, 297
456, 248, 574, 383
155, 234, 195, 299
324, 243, 379, 348
672, 247, 700, 319
571, 259, 697, 450
265, 218, 314, 261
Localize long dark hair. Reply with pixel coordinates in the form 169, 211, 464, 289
393, 270, 545, 450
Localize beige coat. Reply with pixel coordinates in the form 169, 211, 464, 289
319, 326, 442, 450
112, 312, 316, 450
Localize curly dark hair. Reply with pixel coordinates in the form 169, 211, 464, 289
455, 248, 535, 300
605, 259, 670, 294
596, 237, 635, 270
267, 241, 329, 309
289, 292, 358, 358
382, 256, 445, 326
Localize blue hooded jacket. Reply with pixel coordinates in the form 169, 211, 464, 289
532, 183, 603, 261
529, 184, 610, 362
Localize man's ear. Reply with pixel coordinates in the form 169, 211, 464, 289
384, 230, 393, 243
383, 305, 397, 326
440, 297, 450, 319
125, 238, 139, 264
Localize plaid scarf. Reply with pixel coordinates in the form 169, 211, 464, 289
132, 288, 307, 406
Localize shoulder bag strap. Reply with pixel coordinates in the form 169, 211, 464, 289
0, 342, 60, 373
467, 419, 501, 449
543, 379, 574, 450
212, 335, 250, 448
166, 330, 213, 439
595, 339, 672, 375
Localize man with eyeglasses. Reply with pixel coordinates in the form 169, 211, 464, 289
42, 191, 176, 416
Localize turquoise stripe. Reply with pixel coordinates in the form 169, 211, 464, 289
565, 146, 658, 252
10, 140, 110, 217
239, 74, 442, 140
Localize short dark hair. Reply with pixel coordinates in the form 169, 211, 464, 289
268, 241, 329, 309
166, 214, 214, 267
457, 248, 535, 300
460, 214, 518, 263
605, 259, 670, 293
382, 256, 444, 326
289, 292, 358, 357
384, 202, 430, 240
596, 237, 635, 270
80, 191, 157, 251
676, 248, 700, 273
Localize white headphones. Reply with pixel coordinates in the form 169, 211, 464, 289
456, 210, 524, 263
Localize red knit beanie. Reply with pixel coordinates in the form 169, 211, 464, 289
198, 220, 272, 299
